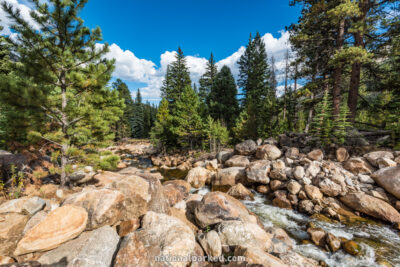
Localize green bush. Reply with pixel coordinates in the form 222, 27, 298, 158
99, 155, 120, 171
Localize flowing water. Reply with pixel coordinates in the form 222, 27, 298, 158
192, 187, 400, 267
126, 155, 400, 267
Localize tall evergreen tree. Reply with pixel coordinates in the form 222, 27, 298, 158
0, 0, 123, 186
237, 32, 275, 139
113, 79, 134, 140
132, 89, 145, 138
199, 53, 218, 114
160, 47, 191, 111
208, 65, 239, 129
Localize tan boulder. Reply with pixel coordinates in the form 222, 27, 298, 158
340, 193, 400, 223
319, 178, 342, 197
371, 166, 400, 199
287, 180, 301, 195
14, 205, 88, 255
307, 149, 324, 161
377, 157, 397, 169
195, 192, 257, 228
0, 256, 15, 264
163, 183, 188, 207
93, 171, 124, 187
336, 147, 349, 162
256, 144, 282, 160
114, 212, 196, 267
246, 160, 271, 184
234, 246, 288, 267
307, 227, 326, 247
305, 185, 323, 200
198, 230, 222, 257
343, 157, 375, 175
117, 218, 140, 237
0, 213, 29, 255
213, 167, 246, 187
185, 167, 210, 188
364, 151, 394, 167
227, 183, 254, 200
63, 188, 125, 230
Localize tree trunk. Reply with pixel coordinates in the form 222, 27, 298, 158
332, 18, 345, 118
305, 92, 314, 134
348, 0, 368, 123
60, 70, 69, 187
283, 50, 289, 121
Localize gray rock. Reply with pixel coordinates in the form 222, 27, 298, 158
39, 226, 119, 267
22, 197, 46, 216
235, 140, 257, 156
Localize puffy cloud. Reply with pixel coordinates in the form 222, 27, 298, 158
0, 0, 39, 34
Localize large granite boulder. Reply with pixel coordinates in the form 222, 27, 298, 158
256, 144, 282, 160
0, 213, 29, 255
235, 140, 257, 156
371, 166, 400, 199
245, 160, 271, 184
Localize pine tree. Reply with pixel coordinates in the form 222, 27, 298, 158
333, 102, 351, 144
170, 85, 203, 149
113, 79, 134, 140
312, 90, 333, 145
237, 32, 275, 139
160, 47, 191, 111
150, 98, 173, 152
208, 65, 239, 130
132, 89, 144, 138
199, 53, 218, 114
1, 0, 123, 186
204, 116, 229, 152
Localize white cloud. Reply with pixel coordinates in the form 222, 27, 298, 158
0, 0, 39, 35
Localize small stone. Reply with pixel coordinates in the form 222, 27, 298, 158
326, 233, 341, 252
56, 189, 63, 199
298, 190, 308, 200
256, 144, 282, 160
287, 180, 301, 195
272, 160, 285, 170
336, 147, 349, 162
343, 240, 362, 256
198, 230, 221, 257
227, 183, 254, 200
117, 219, 140, 237
285, 147, 300, 160
293, 166, 305, 180
0, 256, 15, 264
377, 157, 397, 169
235, 140, 257, 156
358, 174, 374, 184
319, 178, 342, 197
307, 149, 324, 161
307, 227, 326, 247
256, 185, 270, 194
270, 180, 283, 191
299, 200, 314, 214
305, 185, 323, 200
269, 168, 287, 181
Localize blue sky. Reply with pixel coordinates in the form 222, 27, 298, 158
1, 0, 303, 104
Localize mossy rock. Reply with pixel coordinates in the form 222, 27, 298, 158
376, 258, 393, 267
311, 213, 335, 223
343, 240, 362, 256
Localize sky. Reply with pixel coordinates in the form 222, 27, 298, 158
0, 0, 303, 104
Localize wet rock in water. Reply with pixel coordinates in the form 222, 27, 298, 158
305, 185, 323, 200
235, 140, 257, 156
344, 157, 375, 175
233, 246, 287, 266
371, 166, 400, 199
340, 192, 400, 223
307, 227, 326, 247
216, 220, 272, 251
227, 183, 254, 200
256, 144, 282, 160
293, 166, 305, 180
216, 150, 234, 164
197, 230, 221, 257
342, 240, 362, 256
336, 147, 349, 162
246, 160, 271, 184
287, 180, 301, 195
225, 155, 250, 168
0, 213, 29, 255
185, 167, 210, 189
364, 151, 394, 167
14, 205, 88, 256
213, 167, 246, 187
325, 233, 341, 252
114, 211, 196, 267
272, 191, 292, 210
307, 149, 324, 161
319, 178, 342, 197
63, 188, 125, 230
38, 226, 119, 267
194, 192, 257, 228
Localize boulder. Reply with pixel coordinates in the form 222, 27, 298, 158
299, 200, 314, 214
21, 197, 46, 216
358, 174, 374, 184
0, 197, 45, 215
194, 192, 256, 228
245, 160, 271, 184
256, 144, 282, 160
225, 155, 250, 168
306, 161, 321, 177
343, 157, 375, 175
93, 171, 124, 187
164, 179, 191, 194
336, 147, 349, 162
279, 252, 319, 267
216, 150, 234, 164
285, 147, 300, 160
272, 160, 286, 170
272, 192, 292, 210
364, 151, 394, 167
197, 230, 221, 257
307, 227, 326, 247
287, 180, 301, 195
256, 185, 270, 194
293, 166, 305, 180
304, 185, 323, 200
38, 226, 119, 267
0, 213, 29, 255
14, 205, 88, 255
343, 240, 362, 256
63, 188, 125, 230
234, 246, 288, 266
227, 183, 254, 200
213, 167, 246, 187
326, 233, 341, 252
0, 256, 14, 264
319, 178, 342, 197
185, 167, 210, 188
269, 168, 287, 181
235, 140, 257, 156
371, 166, 400, 199
163, 183, 188, 207
114, 212, 196, 267
307, 149, 324, 161
23, 211, 48, 234
377, 157, 397, 169
117, 218, 140, 237
205, 159, 218, 171
216, 220, 272, 251
270, 180, 284, 191
340, 193, 400, 223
